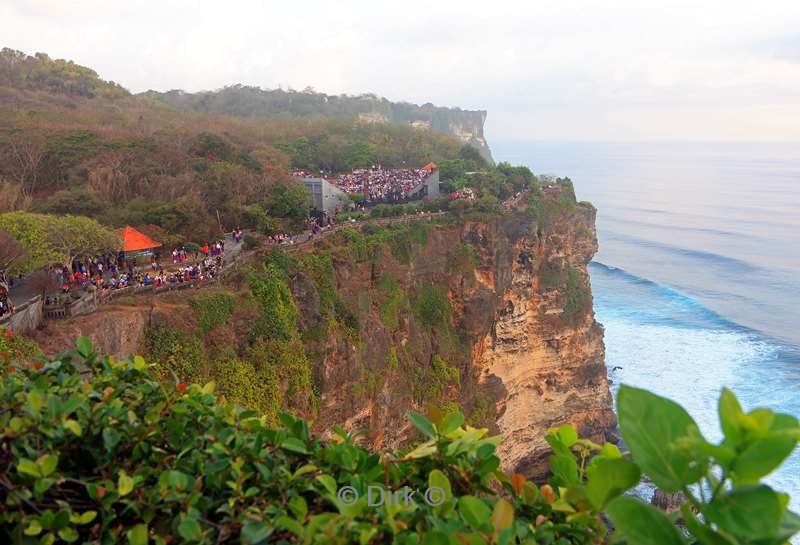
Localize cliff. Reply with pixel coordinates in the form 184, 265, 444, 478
32, 194, 613, 479
295, 199, 613, 478
140, 85, 493, 162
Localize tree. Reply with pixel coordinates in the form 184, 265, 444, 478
0, 212, 120, 273
0, 229, 26, 274
1, 130, 46, 198
49, 215, 122, 264
264, 181, 310, 228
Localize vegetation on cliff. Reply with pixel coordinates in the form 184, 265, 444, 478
1, 338, 798, 544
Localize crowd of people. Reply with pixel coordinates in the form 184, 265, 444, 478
293, 165, 433, 203
39, 234, 235, 303
336, 166, 431, 202
171, 239, 226, 264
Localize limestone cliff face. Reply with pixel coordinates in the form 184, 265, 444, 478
466, 209, 613, 477
298, 202, 614, 478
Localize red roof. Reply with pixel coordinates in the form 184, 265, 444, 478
422, 162, 438, 171
121, 226, 162, 252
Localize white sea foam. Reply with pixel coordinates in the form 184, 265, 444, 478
595, 272, 800, 516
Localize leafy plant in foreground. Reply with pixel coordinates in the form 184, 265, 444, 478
1, 338, 798, 544
605, 385, 800, 545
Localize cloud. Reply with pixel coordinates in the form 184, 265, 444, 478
2, 0, 799, 142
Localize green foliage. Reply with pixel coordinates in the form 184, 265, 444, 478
191, 132, 234, 161
295, 253, 358, 338
143, 324, 206, 383
413, 284, 452, 329
377, 275, 408, 331
563, 265, 590, 321
0, 328, 41, 361
246, 264, 299, 342
0, 48, 129, 98
469, 397, 493, 427
264, 181, 311, 227
243, 204, 282, 234
212, 357, 269, 414
411, 354, 460, 405
607, 385, 800, 543
247, 338, 314, 416
263, 248, 296, 277
2, 339, 799, 544
188, 292, 236, 334
37, 189, 105, 216
0, 339, 595, 544
0, 212, 120, 273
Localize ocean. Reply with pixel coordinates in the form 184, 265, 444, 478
495, 142, 800, 508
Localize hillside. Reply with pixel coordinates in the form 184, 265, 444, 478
0, 47, 494, 250
140, 85, 493, 162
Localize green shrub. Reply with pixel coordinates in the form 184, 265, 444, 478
546, 385, 800, 545
296, 253, 358, 336
563, 264, 589, 320
263, 248, 295, 277
377, 275, 407, 331
188, 292, 236, 334
242, 233, 260, 250
0, 329, 40, 362
212, 357, 270, 413
1, 339, 798, 544
247, 338, 315, 417
246, 264, 299, 342
413, 284, 452, 329
183, 241, 201, 254
411, 354, 460, 405
144, 324, 205, 382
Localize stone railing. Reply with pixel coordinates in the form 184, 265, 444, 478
0, 295, 44, 334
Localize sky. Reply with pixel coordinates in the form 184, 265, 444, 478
3, 0, 800, 143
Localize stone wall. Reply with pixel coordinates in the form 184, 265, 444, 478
0, 296, 43, 334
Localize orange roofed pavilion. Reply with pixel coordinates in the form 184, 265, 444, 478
121, 226, 162, 252
421, 162, 438, 172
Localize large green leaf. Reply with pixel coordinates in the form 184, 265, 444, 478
732, 434, 796, 483
704, 485, 783, 540
406, 411, 436, 439
458, 496, 491, 529
719, 388, 744, 448
616, 385, 707, 492
585, 458, 641, 508
680, 505, 736, 545
126, 523, 148, 545
281, 437, 308, 454
606, 496, 685, 545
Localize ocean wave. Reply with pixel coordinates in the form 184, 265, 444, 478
593, 264, 800, 514
603, 231, 763, 274
602, 216, 748, 238
589, 261, 751, 332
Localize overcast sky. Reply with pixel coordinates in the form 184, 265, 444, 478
3, 0, 800, 143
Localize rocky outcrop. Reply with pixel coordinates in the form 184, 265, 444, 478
467, 208, 614, 477
300, 198, 614, 479
30, 299, 182, 359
